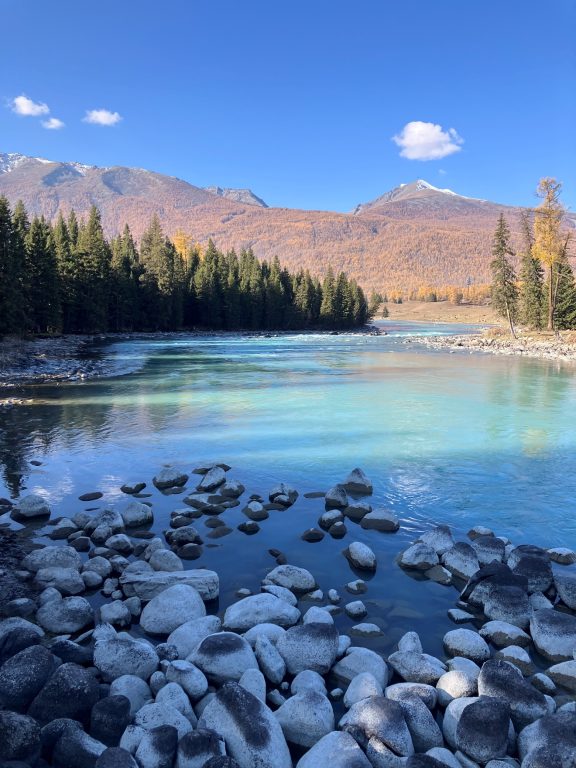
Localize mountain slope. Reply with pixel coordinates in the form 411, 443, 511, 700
0, 152, 545, 292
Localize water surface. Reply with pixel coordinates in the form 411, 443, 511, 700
1, 322, 575, 657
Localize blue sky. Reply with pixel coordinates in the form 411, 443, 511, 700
1, 0, 575, 211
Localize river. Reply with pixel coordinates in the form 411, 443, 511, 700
1, 321, 575, 658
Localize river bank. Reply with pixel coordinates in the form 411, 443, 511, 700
405, 329, 576, 362
0, 327, 385, 394
382, 300, 498, 326
0, 463, 575, 767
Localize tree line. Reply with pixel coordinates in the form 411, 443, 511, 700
0, 199, 382, 336
490, 178, 575, 335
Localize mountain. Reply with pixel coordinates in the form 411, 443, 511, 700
0, 151, 555, 292
204, 186, 268, 207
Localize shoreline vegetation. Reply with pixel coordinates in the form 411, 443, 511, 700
0, 198, 381, 338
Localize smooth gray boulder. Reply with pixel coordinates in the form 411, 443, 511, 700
165, 660, 208, 701
339, 696, 414, 755
455, 696, 510, 763
134, 703, 193, 740
360, 508, 399, 532
135, 724, 178, 768
385, 683, 438, 711
196, 466, 226, 492
443, 629, 490, 663
418, 525, 455, 556
119, 569, 219, 601
0, 644, 60, 711
479, 620, 531, 648
399, 695, 443, 752
36, 595, 93, 633
517, 710, 576, 764
139, 584, 206, 635
399, 543, 438, 570
387, 651, 447, 685
199, 682, 292, 768
191, 632, 258, 684
153, 468, 189, 489
155, 682, 198, 725
11, 493, 51, 519
28, 662, 100, 725
23, 545, 81, 573
344, 672, 383, 708
441, 543, 480, 581
547, 660, 576, 693
35, 566, 86, 596
296, 731, 372, 768
175, 728, 226, 768
477, 659, 547, 729
167, 615, 222, 658
120, 501, 153, 528
472, 535, 505, 565
530, 608, 576, 662
325, 485, 348, 509
93, 625, 159, 681
345, 541, 377, 571
554, 571, 576, 611
332, 647, 389, 688
263, 564, 316, 593
276, 622, 339, 675
223, 593, 300, 631
254, 635, 286, 684
274, 690, 335, 747
109, 675, 153, 716
0, 711, 41, 763
344, 468, 373, 495
269, 483, 298, 507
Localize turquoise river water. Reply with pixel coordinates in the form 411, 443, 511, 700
1, 321, 575, 657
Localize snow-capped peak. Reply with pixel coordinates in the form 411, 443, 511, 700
414, 179, 457, 195
0, 151, 96, 176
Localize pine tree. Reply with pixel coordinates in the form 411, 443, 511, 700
517, 211, 544, 329
0, 196, 16, 334
10, 201, 30, 331
110, 224, 141, 330
490, 213, 518, 337
551, 237, 576, 330
25, 217, 61, 333
76, 206, 111, 332
320, 267, 336, 328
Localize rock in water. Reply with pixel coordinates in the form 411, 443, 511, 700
122, 501, 154, 528
197, 466, 226, 492
344, 468, 373, 495
263, 564, 316, 593
345, 541, 377, 571
199, 682, 292, 768
139, 584, 206, 635
153, 468, 189, 489
11, 493, 51, 519
296, 730, 372, 767
223, 593, 300, 631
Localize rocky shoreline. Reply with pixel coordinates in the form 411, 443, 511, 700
0, 327, 385, 398
404, 333, 576, 363
0, 464, 575, 767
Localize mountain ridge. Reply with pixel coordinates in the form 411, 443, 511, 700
0, 150, 560, 292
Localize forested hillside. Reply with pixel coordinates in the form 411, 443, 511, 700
0, 198, 379, 335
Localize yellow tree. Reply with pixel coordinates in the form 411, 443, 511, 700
532, 178, 564, 331
172, 230, 192, 261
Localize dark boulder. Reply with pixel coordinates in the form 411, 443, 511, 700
28, 663, 100, 726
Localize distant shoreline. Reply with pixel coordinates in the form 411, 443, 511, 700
380, 300, 498, 326
404, 331, 576, 363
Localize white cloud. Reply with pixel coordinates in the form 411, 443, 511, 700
42, 117, 65, 130
83, 108, 122, 126
392, 121, 464, 161
11, 94, 50, 117
438, 168, 447, 176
